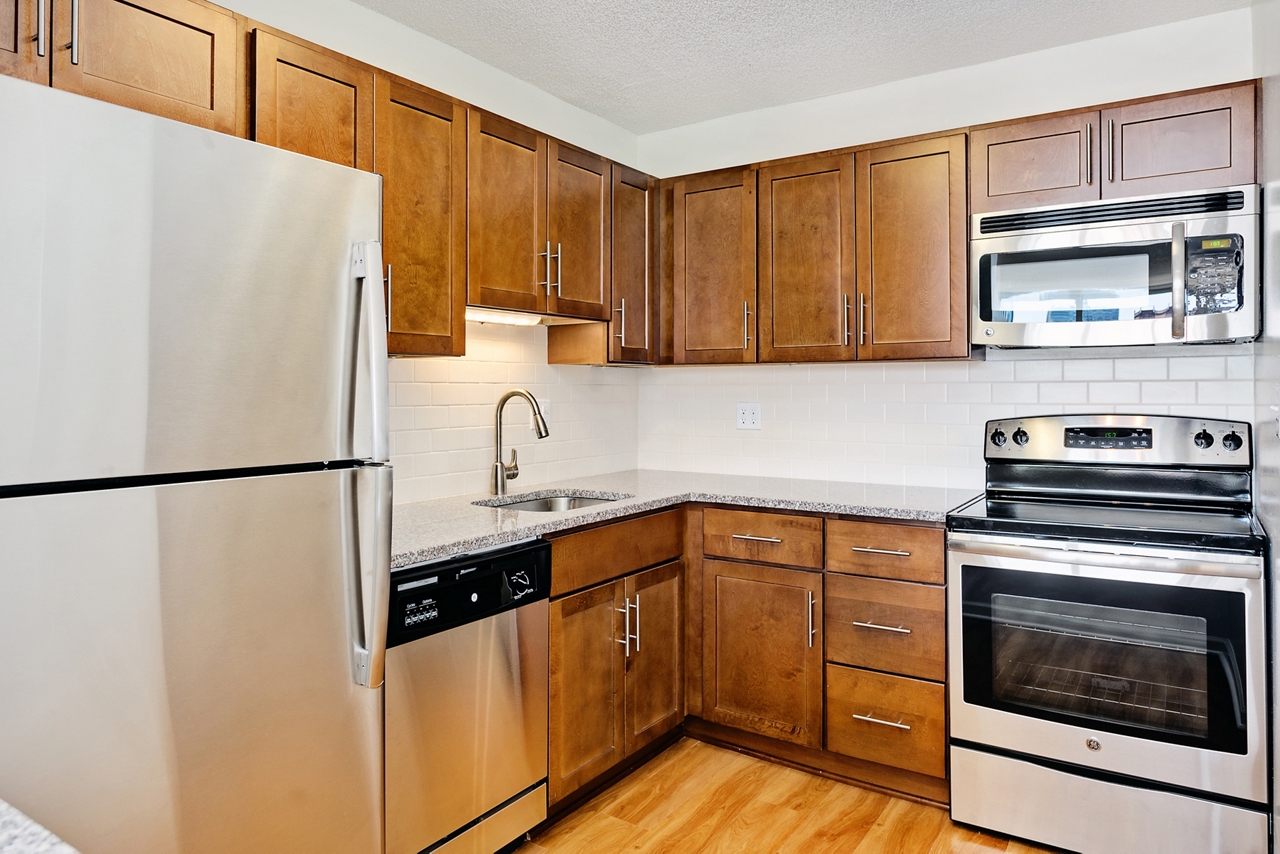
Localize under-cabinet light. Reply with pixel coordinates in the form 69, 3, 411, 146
464, 307, 543, 327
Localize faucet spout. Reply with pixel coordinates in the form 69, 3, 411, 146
492, 389, 550, 495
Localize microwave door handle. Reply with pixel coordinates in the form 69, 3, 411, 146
1171, 221, 1186, 340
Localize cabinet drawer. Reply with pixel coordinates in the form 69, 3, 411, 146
826, 664, 945, 778
550, 509, 684, 597
703, 509, 822, 569
825, 574, 944, 682
826, 520, 943, 584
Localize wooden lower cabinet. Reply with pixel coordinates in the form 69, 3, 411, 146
825, 573, 945, 683
826, 663, 946, 779
549, 560, 684, 805
701, 559, 823, 748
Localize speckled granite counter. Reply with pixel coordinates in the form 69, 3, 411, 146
0, 800, 78, 854
392, 469, 977, 568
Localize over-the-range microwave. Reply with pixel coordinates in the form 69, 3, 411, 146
970, 185, 1260, 348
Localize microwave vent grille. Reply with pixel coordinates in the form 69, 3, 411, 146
979, 191, 1245, 235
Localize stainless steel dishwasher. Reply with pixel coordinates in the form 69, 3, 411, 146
385, 539, 550, 854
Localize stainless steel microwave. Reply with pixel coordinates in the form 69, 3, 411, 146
971, 185, 1260, 348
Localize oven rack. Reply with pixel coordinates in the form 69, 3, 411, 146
994, 660, 1208, 735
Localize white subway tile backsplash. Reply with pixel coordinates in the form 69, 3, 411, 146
1115, 358, 1168, 380
1168, 357, 1227, 381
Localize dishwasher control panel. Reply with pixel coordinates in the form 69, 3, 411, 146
387, 539, 550, 648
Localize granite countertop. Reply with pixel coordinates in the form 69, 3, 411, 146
392, 469, 977, 568
0, 800, 78, 854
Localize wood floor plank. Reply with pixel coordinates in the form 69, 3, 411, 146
520, 738, 1054, 854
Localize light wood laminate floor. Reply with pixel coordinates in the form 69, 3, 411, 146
519, 739, 1052, 853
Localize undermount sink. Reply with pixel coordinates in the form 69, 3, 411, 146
491, 494, 618, 512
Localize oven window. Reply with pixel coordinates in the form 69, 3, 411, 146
962, 565, 1247, 754
990, 595, 1208, 738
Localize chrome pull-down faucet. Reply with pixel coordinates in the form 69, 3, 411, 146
492, 389, 549, 495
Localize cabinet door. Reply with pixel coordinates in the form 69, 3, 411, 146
610, 163, 655, 363
1102, 83, 1255, 198
548, 580, 626, 805
855, 134, 967, 361
758, 154, 856, 363
702, 559, 822, 748
970, 111, 1101, 214
673, 168, 757, 364
624, 561, 682, 756
1, 0, 48, 83
467, 111, 547, 313
52, 0, 237, 133
547, 141, 610, 320
252, 29, 373, 170
374, 75, 465, 357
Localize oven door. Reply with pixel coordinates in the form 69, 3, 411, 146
970, 207, 1258, 348
947, 532, 1267, 805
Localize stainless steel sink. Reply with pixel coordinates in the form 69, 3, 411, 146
491, 494, 617, 512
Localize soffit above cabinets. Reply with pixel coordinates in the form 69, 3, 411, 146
348, 0, 1248, 134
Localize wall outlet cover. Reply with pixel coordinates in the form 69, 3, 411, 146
736, 402, 762, 430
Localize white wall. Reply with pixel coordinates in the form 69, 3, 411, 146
387, 322, 639, 503
638, 9, 1256, 177
224, 0, 640, 167
637, 355, 1255, 492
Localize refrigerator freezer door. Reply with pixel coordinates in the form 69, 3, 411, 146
0, 76, 383, 487
0, 468, 386, 854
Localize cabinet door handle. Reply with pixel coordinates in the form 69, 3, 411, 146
807, 591, 815, 648
553, 243, 562, 296
615, 596, 631, 657
742, 301, 752, 350
1107, 119, 1115, 182
1085, 123, 1092, 186
842, 293, 850, 346
851, 620, 911, 635
731, 534, 782, 543
1171, 221, 1186, 340
385, 264, 392, 333
850, 545, 910, 557
68, 0, 79, 64
614, 297, 627, 347
851, 713, 911, 731
34, 0, 46, 57
632, 593, 640, 652
538, 241, 551, 293
858, 293, 866, 345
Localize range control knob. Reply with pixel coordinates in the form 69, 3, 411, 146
990, 429, 1007, 447
1221, 432, 1244, 452
1194, 430, 1214, 449
1012, 428, 1030, 446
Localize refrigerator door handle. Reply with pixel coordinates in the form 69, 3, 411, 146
347, 464, 392, 688
352, 241, 390, 464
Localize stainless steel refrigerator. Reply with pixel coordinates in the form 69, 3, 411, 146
0, 75, 391, 854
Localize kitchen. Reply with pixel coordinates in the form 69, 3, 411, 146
0, 0, 1276, 853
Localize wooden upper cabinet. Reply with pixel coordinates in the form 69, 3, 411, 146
1, 0, 48, 83
467, 110, 548, 313
548, 579, 626, 805
611, 163, 655, 363
547, 141, 610, 320
702, 559, 822, 748
374, 74, 465, 357
855, 134, 967, 361
252, 29, 372, 169
970, 111, 1101, 214
51, 0, 238, 133
758, 154, 856, 362
624, 561, 683, 756
673, 169, 758, 364
1102, 82, 1255, 198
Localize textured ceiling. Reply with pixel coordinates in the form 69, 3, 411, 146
351, 0, 1251, 133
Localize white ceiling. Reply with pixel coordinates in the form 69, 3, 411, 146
350, 0, 1251, 134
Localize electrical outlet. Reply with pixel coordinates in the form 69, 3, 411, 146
736, 402, 762, 430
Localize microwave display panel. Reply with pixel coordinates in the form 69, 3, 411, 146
979, 236, 1243, 324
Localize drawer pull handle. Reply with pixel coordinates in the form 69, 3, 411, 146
732, 534, 782, 543
850, 620, 911, 635
851, 713, 911, 731
850, 546, 911, 557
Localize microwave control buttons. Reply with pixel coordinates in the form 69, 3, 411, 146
990, 429, 1007, 447
1194, 430, 1214, 449
1221, 432, 1243, 452
1012, 428, 1029, 446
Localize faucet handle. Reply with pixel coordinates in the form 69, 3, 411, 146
505, 448, 519, 481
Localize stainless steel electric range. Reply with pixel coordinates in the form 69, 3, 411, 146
946, 414, 1269, 854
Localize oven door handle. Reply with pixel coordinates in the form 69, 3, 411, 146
947, 537, 1261, 580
